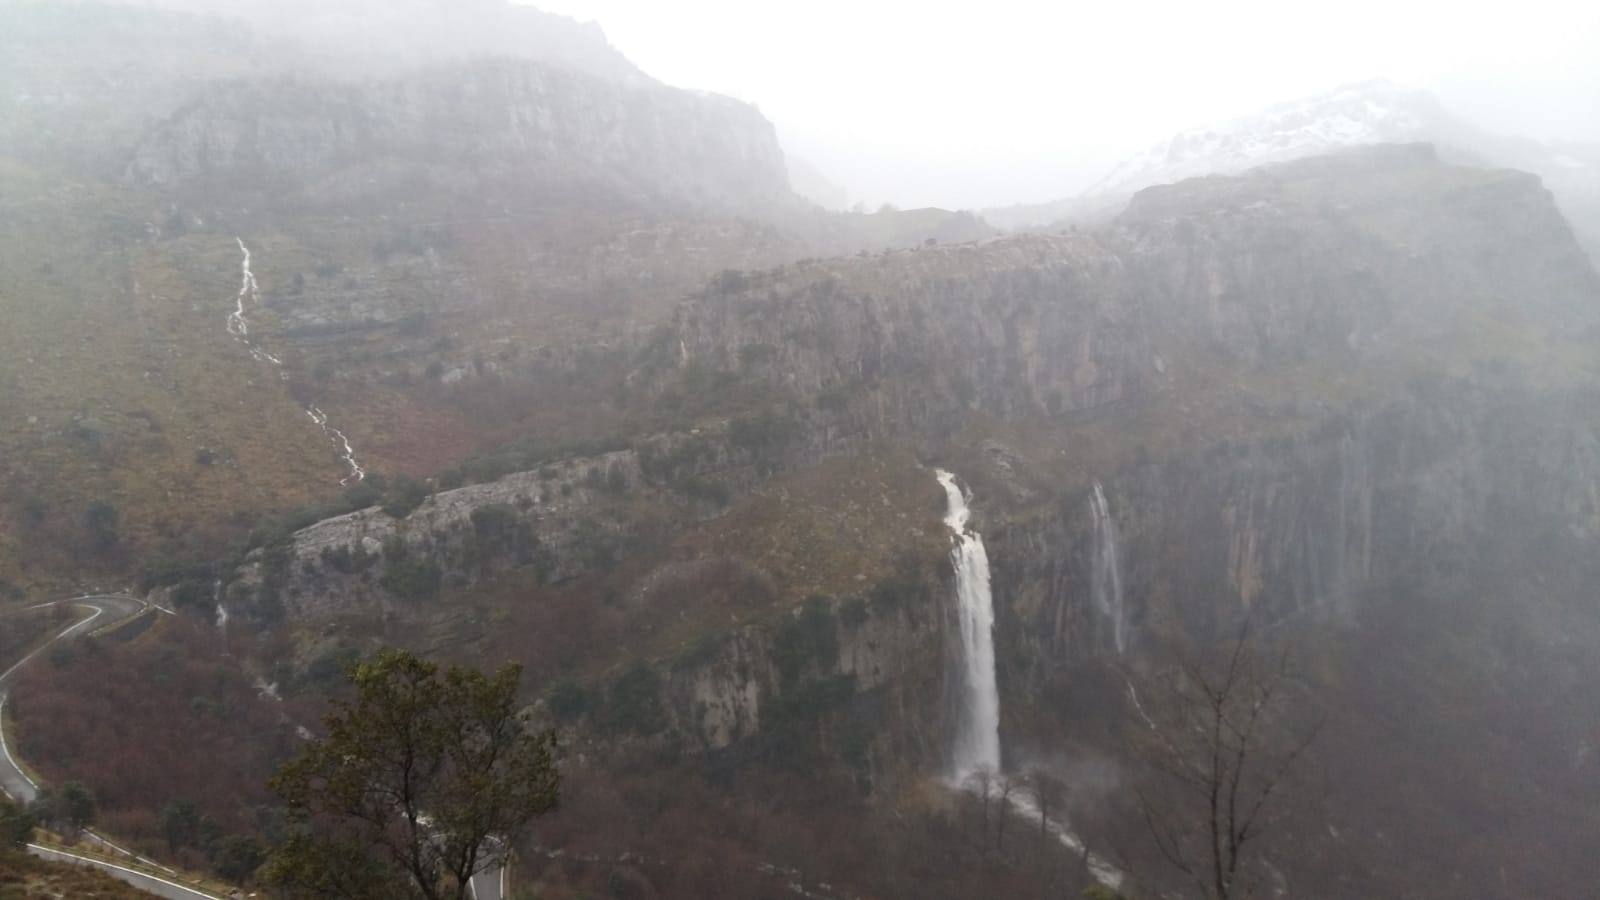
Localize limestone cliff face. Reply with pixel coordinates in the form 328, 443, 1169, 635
986, 384, 1600, 691
669, 234, 1151, 435
666, 145, 1599, 435
220, 419, 855, 622
214, 148, 1600, 823
658, 591, 954, 768
128, 58, 791, 214
227, 447, 648, 621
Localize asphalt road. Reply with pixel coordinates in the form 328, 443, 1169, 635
0, 595, 221, 898
472, 861, 507, 900
1, 593, 508, 899
29, 843, 224, 900
0, 594, 150, 804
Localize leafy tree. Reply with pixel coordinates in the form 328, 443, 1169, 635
61, 782, 97, 832
0, 797, 36, 849
381, 476, 431, 520
32, 782, 96, 835
161, 799, 201, 853
265, 649, 559, 900
603, 663, 665, 736
212, 834, 265, 884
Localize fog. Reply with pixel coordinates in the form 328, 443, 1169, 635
526, 0, 1600, 209
7, 2, 1600, 897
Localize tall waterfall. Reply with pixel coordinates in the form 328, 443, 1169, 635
1089, 481, 1126, 655
937, 470, 1127, 889
936, 469, 1001, 779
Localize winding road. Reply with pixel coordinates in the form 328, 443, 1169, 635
0, 595, 221, 899
1, 593, 507, 898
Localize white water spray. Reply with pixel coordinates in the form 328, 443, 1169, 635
215, 603, 229, 631
307, 406, 367, 485
937, 470, 1126, 889
227, 239, 366, 484
229, 239, 283, 366
1089, 481, 1126, 655
936, 469, 1001, 779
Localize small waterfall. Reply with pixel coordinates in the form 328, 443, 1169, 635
936, 469, 1001, 779
1089, 481, 1126, 655
228, 239, 366, 484
215, 603, 229, 631
228, 238, 283, 366
307, 406, 367, 485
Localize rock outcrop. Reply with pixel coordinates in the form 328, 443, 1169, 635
128, 57, 792, 215
666, 145, 1598, 434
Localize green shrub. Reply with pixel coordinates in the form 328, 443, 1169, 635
773, 599, 838, 688
170, 579, 215, 611
380, 556, 442, 601
381, 476, 430, 520
672, 632, 726, 671
604, 663, 666, 736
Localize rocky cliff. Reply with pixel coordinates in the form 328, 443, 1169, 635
666, 145, 1597, 434
152, 143, 1600, 895
128, 57, 791, 214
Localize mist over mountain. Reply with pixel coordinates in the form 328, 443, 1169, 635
985, 79, 1600, 259
2, 3, 1599, 899
109, 0, 648, 80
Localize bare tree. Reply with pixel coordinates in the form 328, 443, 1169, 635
962, 767, 996, 849
1023, 767, 1066, 844
1130, 624, 1320, 900
994, 772, 1018, 852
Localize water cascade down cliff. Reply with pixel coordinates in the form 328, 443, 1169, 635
1089, 482, 1127, 655
936, 469, 1001, 780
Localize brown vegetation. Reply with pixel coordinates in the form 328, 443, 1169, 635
10, 619, 310, 865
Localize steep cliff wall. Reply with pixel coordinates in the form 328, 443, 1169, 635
986, 383, 1600, 683
127, 58, 792, 214
666, 146, 1599, 441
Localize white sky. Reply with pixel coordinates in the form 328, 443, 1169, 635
524, 0, 1600, 209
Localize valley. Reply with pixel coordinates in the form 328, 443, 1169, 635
2, 1, 1599, 898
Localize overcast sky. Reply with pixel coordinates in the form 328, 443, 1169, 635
526, 0, 1600, 209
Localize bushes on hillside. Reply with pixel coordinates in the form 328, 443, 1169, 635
773, 599, 839, 688
380, 475, 430, 520
379, 554, 442, 602
0, 797, 35, 849
604, 663, 666, 736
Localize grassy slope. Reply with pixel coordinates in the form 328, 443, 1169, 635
428, 446, 949, 688
0, 159, 347, 592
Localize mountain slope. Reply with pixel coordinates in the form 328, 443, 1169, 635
988, 80, 1600, 257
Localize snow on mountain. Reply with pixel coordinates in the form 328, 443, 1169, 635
1086, 80, 1452, 197
987, 80, 1600, 260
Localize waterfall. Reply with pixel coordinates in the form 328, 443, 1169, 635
215, 603, 229, 631
936, 469, 1001, 779
229, 238, 284, 366
307, 406, 367, 485
1089, 481, 1126, 655
936, 470, 1127, 890
228, 239, 366, 484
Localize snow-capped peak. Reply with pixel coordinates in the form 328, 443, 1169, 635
1087, 80, 1449, 197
